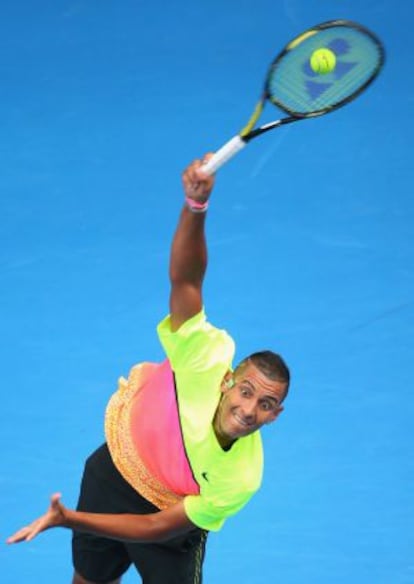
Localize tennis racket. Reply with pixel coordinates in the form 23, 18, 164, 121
202, 19, 385, 175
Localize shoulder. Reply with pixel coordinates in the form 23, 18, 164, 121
158, 309, 231, 340
157, 309, 235, 371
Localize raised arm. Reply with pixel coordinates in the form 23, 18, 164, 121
169, 155, 215, 332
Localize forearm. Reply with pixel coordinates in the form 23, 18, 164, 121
63, 508, 192, 543
168, 156, 215, 330
169, 205, 207, 286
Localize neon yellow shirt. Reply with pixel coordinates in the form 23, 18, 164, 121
157, 310, 264, 531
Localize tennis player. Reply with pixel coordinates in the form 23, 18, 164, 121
8, 154, 290, 584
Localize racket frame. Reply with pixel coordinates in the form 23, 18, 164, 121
202, 19, 385, 176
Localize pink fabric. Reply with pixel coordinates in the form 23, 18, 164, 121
129, 360, 200, 496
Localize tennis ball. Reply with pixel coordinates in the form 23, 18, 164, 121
310, 48, 336, 74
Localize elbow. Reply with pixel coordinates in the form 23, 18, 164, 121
139, 511, 194, 544
169, 267, 204, 287
143, 515, 170, 543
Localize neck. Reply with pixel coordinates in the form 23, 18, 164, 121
212, 413, 236, 451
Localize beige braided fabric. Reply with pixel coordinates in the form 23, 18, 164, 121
105, 363, 183, 510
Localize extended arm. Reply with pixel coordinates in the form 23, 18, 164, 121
169, 155, 215, 331
7, 494, 196, 544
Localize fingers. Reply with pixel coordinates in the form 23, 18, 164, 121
25, 520, 45, 542
7, 515, 50, 544
6, 493, 65, 545
182, 154, 215, 202
193, 153, 215, 180
7, 525, 35, 544
50, 492, 62, 508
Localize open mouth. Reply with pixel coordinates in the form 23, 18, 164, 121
233, 413, 252, 429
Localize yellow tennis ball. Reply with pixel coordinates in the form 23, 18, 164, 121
310, 48, 336, 74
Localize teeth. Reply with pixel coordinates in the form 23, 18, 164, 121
234, 414, 249, 427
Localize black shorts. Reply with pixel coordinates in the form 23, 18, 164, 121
72, 444, 208, 584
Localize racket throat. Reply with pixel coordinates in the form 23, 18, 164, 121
245, 117, 298, 141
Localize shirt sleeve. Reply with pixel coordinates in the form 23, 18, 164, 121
157, 309, 235, 373
183, 486, 258, 532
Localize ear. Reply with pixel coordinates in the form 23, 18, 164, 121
220, 371, 234, 394
266, 406, 284, 424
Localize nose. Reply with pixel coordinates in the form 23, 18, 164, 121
240, 400, 257, 423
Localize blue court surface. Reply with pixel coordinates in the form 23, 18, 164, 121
1, 1, 413, 582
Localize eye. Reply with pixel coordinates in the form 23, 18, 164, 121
261, 400, 278, 412
239, 385, 253, 398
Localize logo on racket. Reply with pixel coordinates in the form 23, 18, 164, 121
302, 38, 357, 101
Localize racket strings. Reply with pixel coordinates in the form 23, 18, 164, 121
267, 25, 383, 116
272, 56, 379, 112
273, 56, 376, 112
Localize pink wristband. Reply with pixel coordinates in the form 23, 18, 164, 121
185, 196, 209, 213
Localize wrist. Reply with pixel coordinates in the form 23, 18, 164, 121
61, 507, 75, 528
185, 196, 209, 213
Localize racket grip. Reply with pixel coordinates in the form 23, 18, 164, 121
201, 136, 246, 175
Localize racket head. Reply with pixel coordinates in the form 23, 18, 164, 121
265, 20, 385, 118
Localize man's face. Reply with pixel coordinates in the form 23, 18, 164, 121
213, 361, 286, 449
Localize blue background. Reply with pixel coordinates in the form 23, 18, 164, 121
1, 1, 413, 582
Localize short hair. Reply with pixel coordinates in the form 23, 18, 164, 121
236, 350, 290, 402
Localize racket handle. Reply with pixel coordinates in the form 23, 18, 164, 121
201, 136, 246, 175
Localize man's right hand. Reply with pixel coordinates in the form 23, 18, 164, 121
182, 154, 215, 204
